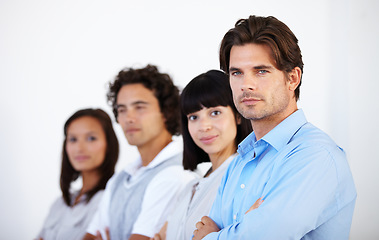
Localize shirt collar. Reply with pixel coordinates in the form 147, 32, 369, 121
238, 109, 307, 156
262, 109, 307, 151
123, 137, 183, 175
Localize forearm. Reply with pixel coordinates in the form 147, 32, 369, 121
82, 233, 96, 240
129, 234, 150, 240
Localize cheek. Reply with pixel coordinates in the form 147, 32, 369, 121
221, 118, 238, 139
97, 142, 107, 158
65, 144, 74, 157
188, 123, 197, 140
230, 82, 240, 95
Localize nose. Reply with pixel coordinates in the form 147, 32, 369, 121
199, 117, 212, 132
240, 73, 257, 91
73, 140, 85, 153
122, 109, 135, 124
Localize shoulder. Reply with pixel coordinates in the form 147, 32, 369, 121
152, 166, 198, 185
49, 195, 67, 211
144, 167, 198, 200
294, 123, 339, 147
276, 123, 354, 191
103, 170, 126, 191
285, 122, 346, 162
86, 190, 104, 207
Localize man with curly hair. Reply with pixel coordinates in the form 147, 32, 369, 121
84, 64, 196, 240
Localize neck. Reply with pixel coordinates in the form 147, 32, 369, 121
208, 144, 236, 175
138, 131, 173, 166
252, 105, 298, 140
80, 170, 101, 195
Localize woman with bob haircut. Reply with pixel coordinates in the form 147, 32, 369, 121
36, 108, 119, 240
152, 70, 252, 240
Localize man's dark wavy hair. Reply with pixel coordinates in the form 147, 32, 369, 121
107, 64, 181, 135
219, 15, 304, 100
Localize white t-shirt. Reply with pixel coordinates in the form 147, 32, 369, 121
87, 139, 198, 238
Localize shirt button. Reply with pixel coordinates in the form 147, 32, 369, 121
233, 214, 237, 220
240, 184, 245, 189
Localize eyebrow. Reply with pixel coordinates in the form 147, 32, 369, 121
132, 100, 149, 105
115, 100, 149, 109
229, 65, 274, 72
67, 131, 99, 136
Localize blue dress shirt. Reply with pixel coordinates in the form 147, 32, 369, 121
203, 109, 356, 240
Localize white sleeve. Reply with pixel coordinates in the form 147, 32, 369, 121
86, 174, 116, 236
131, 166, 197, 237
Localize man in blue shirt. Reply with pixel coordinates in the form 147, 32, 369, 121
193, 15, 357, 240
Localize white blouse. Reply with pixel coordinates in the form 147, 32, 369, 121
37, 190, 103, 240
166, 153, 237, 240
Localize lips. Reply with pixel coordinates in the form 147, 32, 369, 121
241, 97, 261, 105
199, 135, 218, 144
74, 155, 90, 161
125, 128, 140, 134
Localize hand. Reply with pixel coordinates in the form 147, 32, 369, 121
193, 216, 220, 240
95, 227, 110, 240
245, 197, 264, 214
150, 234, 162, 240
150, 221, 167, 240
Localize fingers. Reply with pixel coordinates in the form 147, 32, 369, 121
252, 197, 264, 210
192, 229, 198, 239
193, 216, 220, 240
195, 220, 204, 229
152, 233, 162, 240
245, 197, 264, 214
105, 227, 110, 240
200, 216, 213, 224
95, 231, 103, 240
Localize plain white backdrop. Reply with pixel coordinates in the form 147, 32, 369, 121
0, 0, 378, 239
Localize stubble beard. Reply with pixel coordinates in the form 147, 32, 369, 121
234, 94, 289, 122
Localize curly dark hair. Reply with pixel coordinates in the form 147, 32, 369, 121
60, 108, 119, 206
107, 64, 181, 136
219, 15, 304, 101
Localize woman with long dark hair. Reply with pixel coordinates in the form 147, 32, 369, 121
152, 70, 253, 240
36, 108, 119, 240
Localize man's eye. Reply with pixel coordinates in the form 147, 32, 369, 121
258, 70, 268, 74
231, 71, 242, 76
117, 108, 126, 114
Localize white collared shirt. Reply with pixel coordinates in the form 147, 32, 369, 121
87, 138, 198, 238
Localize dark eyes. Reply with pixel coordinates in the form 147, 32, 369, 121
135, 105, 146, 110
188, 115, 197, 121
87, 136, 97, 141
187, 110, 221, 121
211, 110, 221, 116
117, 107, 126, 114
67, 136, 97, 142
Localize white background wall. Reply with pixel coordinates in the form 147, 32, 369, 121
0, 0, 378, 239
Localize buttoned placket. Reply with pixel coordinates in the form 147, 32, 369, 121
232, 139, 270, 223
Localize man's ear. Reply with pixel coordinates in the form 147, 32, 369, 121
288, 67, 302, 91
